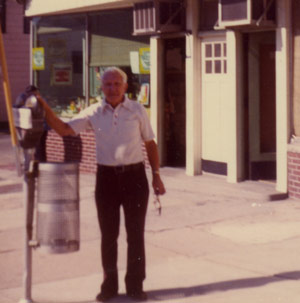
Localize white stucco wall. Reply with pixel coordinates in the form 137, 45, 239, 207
0, 1, 30, 123
185, 0, 201, 176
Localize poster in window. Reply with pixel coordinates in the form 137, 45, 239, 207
139, 48, 150, 74
32, 47, 45, 70
138, 83, 150, 107
51, 64, 72, 86
130, 51, 140, 74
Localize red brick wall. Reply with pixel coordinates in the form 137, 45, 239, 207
288, 151, 300, 199
0, 1, 30, 122
46, 129, 97, 173
46, 129, 149, 174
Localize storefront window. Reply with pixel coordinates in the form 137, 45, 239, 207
33, 8, 151, 118
34, 14, 86, 118
89, 9, 150, 106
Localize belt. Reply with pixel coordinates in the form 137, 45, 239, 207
97, 162, 144, 174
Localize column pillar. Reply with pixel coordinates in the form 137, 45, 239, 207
276, 0, 291, 193
186, 0, 201, 175
150, 36, 164, 163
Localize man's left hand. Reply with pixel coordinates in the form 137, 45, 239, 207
152, 174, 166, 195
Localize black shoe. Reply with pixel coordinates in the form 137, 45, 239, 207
127, 291, 148, 301
95, 292, 118, 302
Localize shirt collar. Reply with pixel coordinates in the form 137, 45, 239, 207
101, 97, 134, 113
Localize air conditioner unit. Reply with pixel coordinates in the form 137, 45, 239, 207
218, 0, 276, 28
133, 0, 185, 35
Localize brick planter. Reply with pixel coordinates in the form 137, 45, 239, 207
46, 129, 149, 174
46, 129, 97, 174
287, 143, 300, 199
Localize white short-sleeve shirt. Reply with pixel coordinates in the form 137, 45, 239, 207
67, 98, 155, 166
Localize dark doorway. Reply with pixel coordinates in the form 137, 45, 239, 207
163, 38, 186, 167
259, 44, 276, 154
244, 32, 276, 181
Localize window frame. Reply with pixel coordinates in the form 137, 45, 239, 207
203, 41, 227, 75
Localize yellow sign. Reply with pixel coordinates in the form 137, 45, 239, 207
139, 48, 150, 74
32, 47, 45, 70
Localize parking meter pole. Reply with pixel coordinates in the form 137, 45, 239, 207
20, 151, 36, 303
13, 91, 45, 303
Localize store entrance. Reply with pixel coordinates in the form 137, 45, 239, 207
244, 32, 276, 181
163, 38, 186, 167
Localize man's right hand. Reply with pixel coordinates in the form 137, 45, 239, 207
36, 95, 75, 137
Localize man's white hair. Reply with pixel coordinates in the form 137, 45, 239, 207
101, 67, 128, 83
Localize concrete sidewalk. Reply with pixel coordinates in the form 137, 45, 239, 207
1, 131, 300, 303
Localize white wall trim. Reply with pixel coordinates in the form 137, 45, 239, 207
150, 37, 164, 163
185, 0, 202, 176
226, 30, 243, 183
275, 0, 291, 193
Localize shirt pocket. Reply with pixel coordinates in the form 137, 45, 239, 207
119, 117, 139, 140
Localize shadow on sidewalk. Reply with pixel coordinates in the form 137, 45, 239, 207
146, 270, 300, 301
33, 270, 300, 303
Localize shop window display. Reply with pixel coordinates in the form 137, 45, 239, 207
33, 9, 151, 119
34, 14, 86, 118
90, 66, 150, 105
89, 9, 150, 106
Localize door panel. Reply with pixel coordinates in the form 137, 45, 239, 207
201, 36, 229, 165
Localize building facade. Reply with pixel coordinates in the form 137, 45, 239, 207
24, 0, 298, 197
287, 0, 300, 199
0, 0, 30, 127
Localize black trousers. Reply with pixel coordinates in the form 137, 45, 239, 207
95, 163, 149, 295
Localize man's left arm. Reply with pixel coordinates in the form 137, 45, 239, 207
144, 140, 166, 195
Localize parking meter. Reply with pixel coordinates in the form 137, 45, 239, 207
13, 94, 45, 303
13, 93, 80, 303
13, 95, 45, 149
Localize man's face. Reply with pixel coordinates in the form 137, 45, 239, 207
101, 71, 128, 107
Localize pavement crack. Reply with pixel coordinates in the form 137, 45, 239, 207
0, 249, 18, 254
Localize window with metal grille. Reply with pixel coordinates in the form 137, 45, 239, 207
221, 0, 248, 22
133, 0, 184, 35
219, 0, 276, 27
134, 2, 155, 34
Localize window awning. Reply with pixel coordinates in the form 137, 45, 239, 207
25, 0, 147, 17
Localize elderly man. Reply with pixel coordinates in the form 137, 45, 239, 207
37, 67, 165, 302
